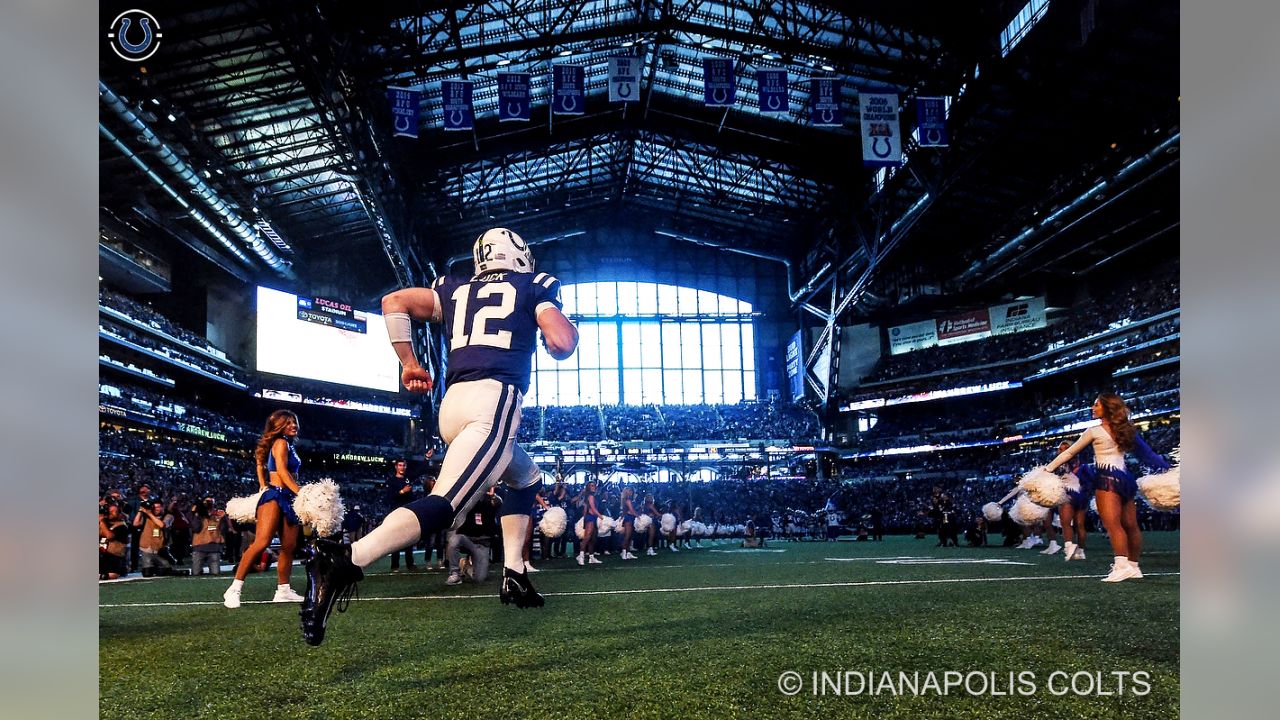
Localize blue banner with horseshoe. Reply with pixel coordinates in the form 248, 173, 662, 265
553, 65, 586, 115
859, 92, 902, 168
809, 78, 843, 127
757, 69, 789, 114
703, 58, 736, 107
608, 57, 640, 103
497, 73, 531, 122
441, 80, 474, 131
915, 96, 949, 147
386, 86, 420, 138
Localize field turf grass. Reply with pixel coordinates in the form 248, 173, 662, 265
100, 532, 1179, 719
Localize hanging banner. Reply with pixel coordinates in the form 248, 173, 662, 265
756, 69, 788, 114
915, 96, 949, 147
989, 297, 1047, 335
859, 92, 902, 167
809, 78, 843, 127
703, 58, 736, 107
553, 65, 585, 115
497, 72, 531, 122
786, 331, 805, 402
386, 86, 420, 138
441, 80, 473, 131
608, 57, 640, 103
935, 309, 992, 346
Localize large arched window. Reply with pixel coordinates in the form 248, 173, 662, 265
528, 281, 757, 406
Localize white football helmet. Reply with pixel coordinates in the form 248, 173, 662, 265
473, 227, 533, 274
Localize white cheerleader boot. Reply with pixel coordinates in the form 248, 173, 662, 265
1129, 562, 1143, 579
1040, 540, 1062, 555
1102, 557, 1137, 582
1062, 541, 1077, 561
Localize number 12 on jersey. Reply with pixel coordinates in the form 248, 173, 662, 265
449, 282, 516, 350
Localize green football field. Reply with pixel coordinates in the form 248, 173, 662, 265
100, 533, 1179, 719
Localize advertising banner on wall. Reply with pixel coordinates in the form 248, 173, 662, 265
989, 297, 1047, 335
786, 331, 805, 401
935, 309, 992, 346
887, 319, 938, 355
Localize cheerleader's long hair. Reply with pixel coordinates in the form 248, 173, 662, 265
1096, 393, 1136, 452
255, 410, 299, 471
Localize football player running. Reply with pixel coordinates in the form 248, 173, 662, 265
299, 228, 578, 645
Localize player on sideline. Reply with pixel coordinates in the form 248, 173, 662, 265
299, 228, 579, 645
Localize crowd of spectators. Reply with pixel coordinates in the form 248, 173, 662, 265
100, 286, 230, 361
100, 380, 256, 441
528, 401, 822, 443
100, 317, 247, 386
861, 262, 1179, 386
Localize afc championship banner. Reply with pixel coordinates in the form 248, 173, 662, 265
441, 80, 473, 131
915, 96, 949, 147
608, 57, 640, 103
497, 73, 531, 121
757, 69, 788, 113
859, 92, 902, 167
553, 65, 585, 115
990, 297, 1047, 335
703, 58, 736, 107
386, 86, 420, 138
810, 78, 843, 127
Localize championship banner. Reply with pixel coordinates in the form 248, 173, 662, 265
552, 65, 585, 115
497, 73, 531, 122
703, 58, 736, 107
859, 92, 902, 167
888, 319, 938, 355
915, 96, 949, 147
786, 331, 805, 401
440, 80, 473, 131
386, 86, 420, 138
809, 78, 843, 127
935, 309, 992, 346
608, 57, 640, 103
989, 297, 1047, 335
756, 69, 788, 114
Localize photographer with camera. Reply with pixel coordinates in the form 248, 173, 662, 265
445, 485, 500, 586
99, 502, 130, 580
190, 497, 228, 576
133, 499, 172, 577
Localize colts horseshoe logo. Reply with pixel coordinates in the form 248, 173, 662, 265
871, 137, 894, 158
925, 128, 943, 145
616, 83, 633, 99
560, 95, 579, 112
506, 102, 524, 117
765, 94, 783, 111
712, 87, 730, 104
448, 110, 466, 127
394, 116, 413, 133
819, 109, 836, 124
108, 9, 163, 62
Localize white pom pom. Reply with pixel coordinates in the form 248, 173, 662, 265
1018, 467, 1068, 508
1010, 494, 1050, 526
597, 515, 614, 537
575, 517, 586, 540
634, 514, 652, 533
1089, 497, 1098, 513
225, 490, 264, 524
1061, 472, 1081, 495
294, 479, 346, 537
1138, 466, 1181, 511
660, 513, 676, 534
539, 507, 568, 538
982, 502, 1003, 523
677, 519, 692, 537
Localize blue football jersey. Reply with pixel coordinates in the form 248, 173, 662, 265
433, 270, 562, 394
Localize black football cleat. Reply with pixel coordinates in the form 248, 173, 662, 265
299, 539, 363, 646
499, 567, 545, 609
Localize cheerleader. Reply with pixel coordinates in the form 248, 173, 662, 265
524, 491, 552, 573
642, 494, 660, 556
618, 487, 638, 560
223, 410, 305, 607
576, 480, 603, 565
1053, 440, 1090, 561
666, 500, 684, 552
1043, 393, 1171, 582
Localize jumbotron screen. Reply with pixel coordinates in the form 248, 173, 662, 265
255, 286, 399, 392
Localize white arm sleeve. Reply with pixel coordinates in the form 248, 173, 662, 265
1044, 428, 1093, 473
384, 312, 412, 344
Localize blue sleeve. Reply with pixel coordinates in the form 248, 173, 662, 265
1132, 434, 1171, 472
530, 273, 562, 313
